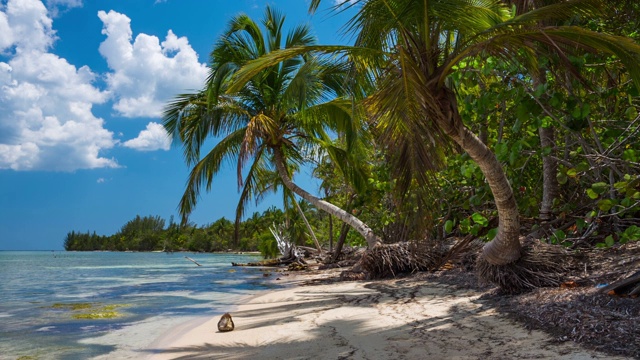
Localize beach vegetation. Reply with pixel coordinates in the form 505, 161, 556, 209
287, 0, 640, 292
66, 0, 640, 295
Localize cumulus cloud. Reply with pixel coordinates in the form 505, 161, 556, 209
98, 10, 207, 118
0, 11, 14, 51
0, 0, 117, 171
123, 122, 171, 151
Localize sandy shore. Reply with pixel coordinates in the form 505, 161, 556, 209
142, 272, 629, 360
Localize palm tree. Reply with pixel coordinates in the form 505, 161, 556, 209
234, 0, 640, 290
163, 6, 382, 249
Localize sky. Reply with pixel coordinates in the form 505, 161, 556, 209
0, 0, 356, 250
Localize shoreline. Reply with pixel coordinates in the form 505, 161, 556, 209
84, 265, 294, 360
140, 267, 630, 360
142, 270, 302, 359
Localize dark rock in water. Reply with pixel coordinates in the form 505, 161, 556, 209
217, 313, 234, 332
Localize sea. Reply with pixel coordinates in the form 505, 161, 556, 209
0, 251, 281, 360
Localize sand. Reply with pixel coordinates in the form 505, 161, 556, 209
142, 273, 629, 360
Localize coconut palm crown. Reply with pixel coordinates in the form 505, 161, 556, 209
163, 6, 382, 247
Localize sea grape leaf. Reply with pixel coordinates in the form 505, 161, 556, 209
586, 189, 599, 200
471, 213, 488, 227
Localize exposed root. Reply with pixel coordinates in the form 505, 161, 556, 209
440, 237, 484, 271
476, 239, 576, 294
361, 242, 441, 279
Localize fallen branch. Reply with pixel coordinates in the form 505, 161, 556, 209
184, 256, 202, 266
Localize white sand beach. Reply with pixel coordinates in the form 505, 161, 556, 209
143, 272, 628, 360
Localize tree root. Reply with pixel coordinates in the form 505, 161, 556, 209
360, 242, 441, 279
476, 239, 576, 294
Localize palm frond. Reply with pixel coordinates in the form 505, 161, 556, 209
322, 142, 370, 193
506, 0, 604, 25
367, 45, 453, 192
234, 147, 273, 229
263, 6, 286, 52
227, 45, 382, 94
222, 13, 265, 57
178, 128, 247, 224
445, 25, 640, 89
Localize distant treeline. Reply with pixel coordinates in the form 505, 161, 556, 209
64, 204, 342, 257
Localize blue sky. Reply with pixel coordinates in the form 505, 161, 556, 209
0, 0, 355, 250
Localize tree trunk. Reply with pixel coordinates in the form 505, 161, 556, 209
293, 198, 323, 254
539, 125, 557, 221
273, 147, 382, 248
331, 222, 350, 263
436, 87, 522, 265
328, 215, 333, 253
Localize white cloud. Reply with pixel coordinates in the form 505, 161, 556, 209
98, 10, 207, 118
0, 0, 117, 171
0, 11, 14, 51
3, 0, 55, 52
44, 0, 82, 18
123, 122, 171, 151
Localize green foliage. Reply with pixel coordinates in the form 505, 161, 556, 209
63, 203, 334, 258
70, 2, 640, 265
257, 231, 279, 259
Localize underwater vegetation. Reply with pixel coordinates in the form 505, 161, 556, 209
48, 302, 129, 320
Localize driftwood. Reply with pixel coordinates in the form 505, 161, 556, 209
184, 256, 202, 266
232, 223, 306, 267
232, 258, 291, 267
599, 270, 640, 296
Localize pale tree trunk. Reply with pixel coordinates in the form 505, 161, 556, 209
534, 68, 557, 222
539, 125, 557, 221
273, 147, 382, 248
436, 88, 522, 265
293, 198, 323, 254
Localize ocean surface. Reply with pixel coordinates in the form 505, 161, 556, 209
0, 251, 281, 360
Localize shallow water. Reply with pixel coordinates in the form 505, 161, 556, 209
0, 251, 279, 360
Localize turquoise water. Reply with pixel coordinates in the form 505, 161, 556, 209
0, 251, 278, 360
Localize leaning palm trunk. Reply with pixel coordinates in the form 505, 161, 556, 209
273, 147, 382, 249
435, 88, 522, 266
436, 89, 572, 293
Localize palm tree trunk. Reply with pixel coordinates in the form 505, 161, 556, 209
436, 88, 521, 265
273, 147, 381, 248
539, 126, 557, 221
